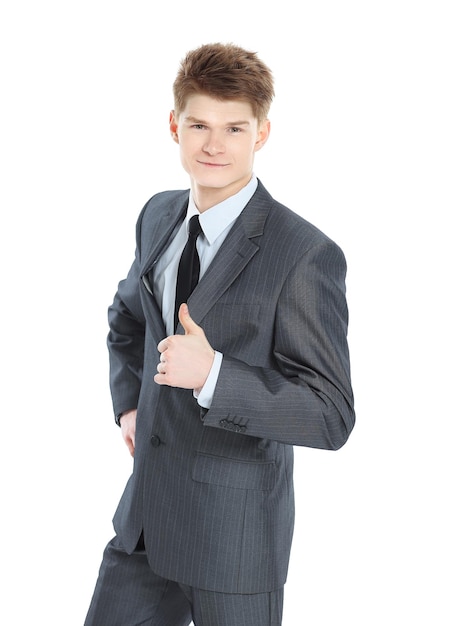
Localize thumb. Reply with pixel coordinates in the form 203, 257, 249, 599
179, 303, 202, 335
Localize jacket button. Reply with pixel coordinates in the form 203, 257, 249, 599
150, 435, 161, 447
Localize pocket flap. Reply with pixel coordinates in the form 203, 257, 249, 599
192, 453, 276, 491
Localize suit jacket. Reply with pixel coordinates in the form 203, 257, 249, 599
108, 180, 355, 594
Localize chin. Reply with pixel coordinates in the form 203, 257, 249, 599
195, 174, 235, 190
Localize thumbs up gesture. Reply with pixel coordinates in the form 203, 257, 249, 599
155, 303, 215, 391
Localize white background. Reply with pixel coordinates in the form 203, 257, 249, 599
1, 1, 463, 624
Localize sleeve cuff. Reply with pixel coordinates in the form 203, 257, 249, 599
194, 351, 223, 409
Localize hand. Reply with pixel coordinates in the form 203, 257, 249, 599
120, 409, 137, 457
154, 303, 215, 391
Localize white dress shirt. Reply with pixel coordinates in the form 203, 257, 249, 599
151, 175, 258, 407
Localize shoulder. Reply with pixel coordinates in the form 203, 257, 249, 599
132, 189, 189, 254
139, 189, 189, 221
255, 180, 345, 263
134, 189, 189, 239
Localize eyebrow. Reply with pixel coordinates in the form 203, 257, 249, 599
184, 116, 250, 127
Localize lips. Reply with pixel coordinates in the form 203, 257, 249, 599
198, 160, 228, 167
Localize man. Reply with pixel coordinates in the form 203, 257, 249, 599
85, 42, 355, 626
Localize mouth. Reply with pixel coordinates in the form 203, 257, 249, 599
197, 160, 229, 168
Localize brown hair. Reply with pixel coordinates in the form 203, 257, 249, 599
173, 43, 274, 122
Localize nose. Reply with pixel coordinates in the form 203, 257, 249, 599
202, 131, 225, 156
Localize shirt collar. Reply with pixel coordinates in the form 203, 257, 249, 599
186, 175, 258, 245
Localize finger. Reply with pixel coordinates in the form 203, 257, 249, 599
122, 433, 135, 457
154, 372, 168, 386
158, 338, 168, 352
179, 303, 202, 336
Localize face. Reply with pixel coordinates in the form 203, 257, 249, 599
169, 93, 270, 210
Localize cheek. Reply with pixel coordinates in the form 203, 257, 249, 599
177, 144, 193, 174
178, 137, 196, 159
230, 139, 255, 159
240, 145, 257, 165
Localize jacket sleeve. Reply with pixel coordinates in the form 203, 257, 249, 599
107, 203, 149, 423
203, 240, 355, 450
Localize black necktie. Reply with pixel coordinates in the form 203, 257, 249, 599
174, 215, 202, 330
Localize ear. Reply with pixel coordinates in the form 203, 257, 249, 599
169, 110, 179, 144
254, 119, 271, 153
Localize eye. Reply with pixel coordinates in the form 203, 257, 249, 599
192, 124, 206, 130
228, 127, 242, 134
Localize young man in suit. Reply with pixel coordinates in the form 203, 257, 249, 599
85, 42, 355, 626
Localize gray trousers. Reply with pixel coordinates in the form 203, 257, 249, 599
84, 536, 284, 626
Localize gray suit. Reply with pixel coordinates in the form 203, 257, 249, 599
102, 180, 354, 598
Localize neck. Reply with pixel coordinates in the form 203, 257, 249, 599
191, 175, 252, 213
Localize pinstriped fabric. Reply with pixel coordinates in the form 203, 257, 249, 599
183, 584, 284, 626
84, 536, 192, 625
85, 533, 283, 625
104, 180, 355, 600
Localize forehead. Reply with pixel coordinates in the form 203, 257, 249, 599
179, 93, 256, 124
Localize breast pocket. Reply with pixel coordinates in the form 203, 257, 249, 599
192, 452, 276, 491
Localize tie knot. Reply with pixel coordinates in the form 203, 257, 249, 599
188, 215, 202, 239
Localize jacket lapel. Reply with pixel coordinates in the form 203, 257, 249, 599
140, 193, 189, 280
140, 192, 188, 338
186, 182, 272, 327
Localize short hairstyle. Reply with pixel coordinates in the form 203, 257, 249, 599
173, 43, 274, 122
